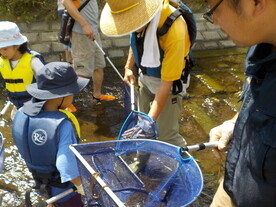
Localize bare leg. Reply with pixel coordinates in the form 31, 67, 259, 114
65, 50, 73, 63
92, 68, 104, 98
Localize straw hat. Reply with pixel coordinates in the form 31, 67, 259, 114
0, 21, 28, 49
100, 0, 163, 37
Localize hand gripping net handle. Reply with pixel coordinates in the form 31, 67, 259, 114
181, 141, 219, 152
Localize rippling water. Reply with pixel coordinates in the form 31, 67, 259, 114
0, 48, 246, 206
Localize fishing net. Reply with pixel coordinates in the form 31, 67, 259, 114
70, 139, 203, 207
118, 110, 159, 140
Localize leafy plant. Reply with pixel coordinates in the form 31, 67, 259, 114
0, 0, 57, 23
0, 0, 106, 23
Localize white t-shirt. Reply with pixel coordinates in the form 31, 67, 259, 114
57, 0, 65, 11
10, 57, 44, 75
72, 0, 99, 35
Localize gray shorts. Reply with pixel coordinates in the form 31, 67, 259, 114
71, 32, 106, 77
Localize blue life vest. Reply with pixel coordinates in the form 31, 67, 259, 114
12, 110, 73, 188
130, 33, 163, 78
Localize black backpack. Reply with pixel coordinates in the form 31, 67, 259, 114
27, 49, 46, 65
58, 0, 90, 45
158, 1, 197, 94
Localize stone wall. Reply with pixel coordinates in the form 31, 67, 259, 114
18, 13, 236, 65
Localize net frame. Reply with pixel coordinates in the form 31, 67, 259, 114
70, 139, 203, 207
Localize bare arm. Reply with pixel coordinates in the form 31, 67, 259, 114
124, 47, 173, 120
71, 176, 82, 186
148, 80, 173, 121
62, 0, 94, 40
124, 47, 136, 85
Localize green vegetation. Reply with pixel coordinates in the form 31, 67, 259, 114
0, 0, 106, 23
0, 0, 57, 23
0, 0, 205, 23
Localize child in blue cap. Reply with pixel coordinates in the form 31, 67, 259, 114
12, 62, 89, 206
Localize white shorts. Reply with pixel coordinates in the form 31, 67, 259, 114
71, 32, 106, 77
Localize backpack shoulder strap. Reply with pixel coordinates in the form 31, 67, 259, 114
157, 2, 197, 48
27, 49, 46, 65
78, 0, 90, 11
157, 9, 182, 36
178, 2, 197, 47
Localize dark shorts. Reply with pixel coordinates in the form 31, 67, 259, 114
55, 193, 83, 207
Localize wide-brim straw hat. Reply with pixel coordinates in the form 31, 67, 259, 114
0, 21, 28, 49
100, 0, 163, 37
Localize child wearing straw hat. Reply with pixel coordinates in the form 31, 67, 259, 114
0, 21, 44, 110
100, 0, 191, 146
12, 62, 89, 206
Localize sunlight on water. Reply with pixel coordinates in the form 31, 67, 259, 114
0, 48, 246, 206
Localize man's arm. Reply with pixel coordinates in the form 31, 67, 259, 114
62, 0, 94, 40
124, 47, 137, 85
148, 80, 173, 121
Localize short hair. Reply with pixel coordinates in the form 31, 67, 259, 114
228, 0, 242, 13
18, 42, 28, 54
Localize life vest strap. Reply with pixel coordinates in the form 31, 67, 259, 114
4, 78, 24, 83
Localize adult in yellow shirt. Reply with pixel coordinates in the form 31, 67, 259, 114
100, 0, 191, 146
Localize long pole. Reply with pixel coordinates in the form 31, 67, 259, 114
181, 141, 219, 152
93, 40, 124, 81
130, 83, 135, 111
70, 145, 126, 207
0, 101, 12, 118
34, 187, 76, 207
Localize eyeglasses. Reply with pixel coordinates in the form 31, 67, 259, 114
203, 0, 224, 24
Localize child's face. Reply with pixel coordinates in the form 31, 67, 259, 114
61, 95, 74, 110
0, 45, 20, 60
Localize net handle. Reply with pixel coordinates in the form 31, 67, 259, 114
34, 187, 76, 207
93, 39, 124, 81
181, 141, 219, 152
0, 101, 12, 118
130, 83, 135, 111
69, 145, 126, 207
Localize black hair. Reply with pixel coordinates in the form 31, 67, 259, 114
228, 0, 242, 13
18, 42, 28, 54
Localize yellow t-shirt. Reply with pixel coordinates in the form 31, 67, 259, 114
158, 0, 191, 81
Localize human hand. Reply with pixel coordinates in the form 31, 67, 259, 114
209, 120, 235, 158
75, 184, 85, 196
124, 68, 136, 85
121, 119, 157, 139
82, 24, 94, 40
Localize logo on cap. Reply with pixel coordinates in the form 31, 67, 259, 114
32, 129, 47, 146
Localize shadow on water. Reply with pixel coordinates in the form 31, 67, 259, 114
0, 47, 246, 206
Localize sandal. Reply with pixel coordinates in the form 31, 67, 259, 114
92, 94, 115, 102
66, 104, 77, 112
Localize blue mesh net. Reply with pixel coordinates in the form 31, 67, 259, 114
118, 111, 159, 140
71, 139, 203, 207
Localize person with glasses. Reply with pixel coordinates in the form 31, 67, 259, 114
204, 0, 276, 206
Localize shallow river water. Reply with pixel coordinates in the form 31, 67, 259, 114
0, 47, 246, 206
